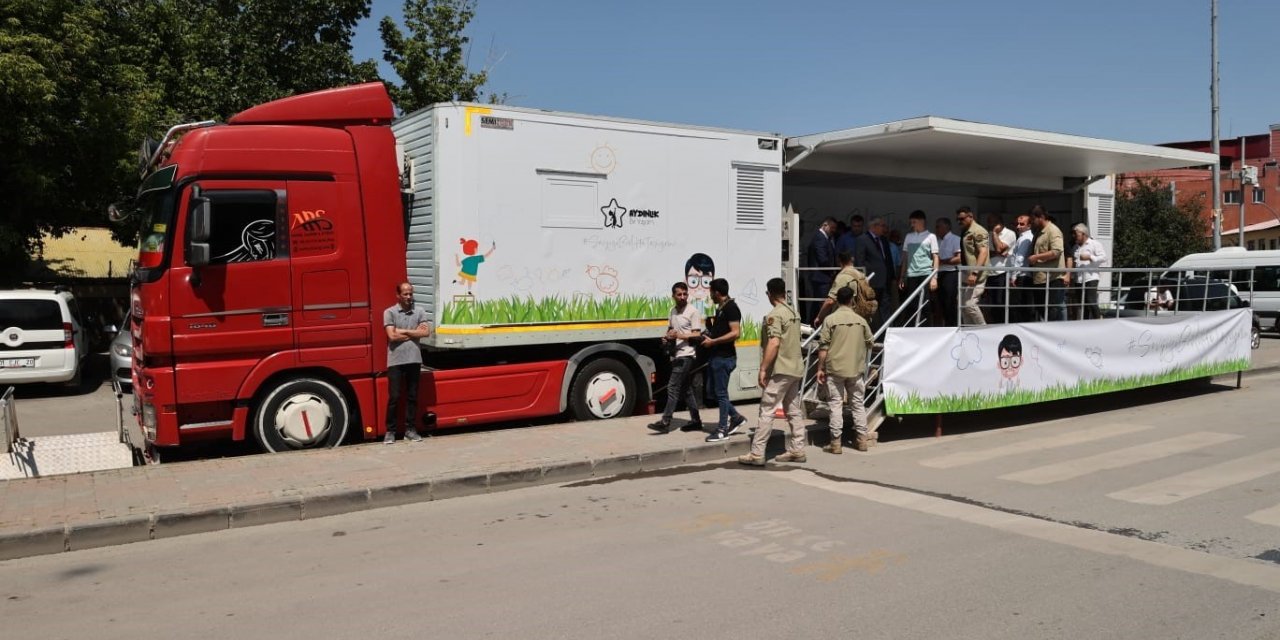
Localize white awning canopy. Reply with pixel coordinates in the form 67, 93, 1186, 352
785, 116, 1218, 196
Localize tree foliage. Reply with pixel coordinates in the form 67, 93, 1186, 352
1113, 177, 1211, 268
0, 0, 381, 277
380, 0, 487, 113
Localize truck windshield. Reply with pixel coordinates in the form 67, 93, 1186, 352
133, 187, 176, 282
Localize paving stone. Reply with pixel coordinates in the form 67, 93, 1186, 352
591, 454, 642, 478
67, 516, 152, 551
302, 489, 371, 520
367, 481, 434, 510
0, 525, 66, 561
229, 498, 303, 529
153, 507, 230, 539
430, 474, 490, 500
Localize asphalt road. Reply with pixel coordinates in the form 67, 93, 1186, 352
3, 370, 1280, 639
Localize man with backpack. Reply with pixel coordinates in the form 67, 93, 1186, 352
812, 251, 877, 327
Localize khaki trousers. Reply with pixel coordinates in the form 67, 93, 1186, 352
751, 374, 804, 457
824, 373, 867, 440
961, 281, 986, 326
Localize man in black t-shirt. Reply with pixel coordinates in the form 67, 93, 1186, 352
698, 278, 747, 442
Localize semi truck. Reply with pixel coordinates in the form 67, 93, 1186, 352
122, 82, 783, 454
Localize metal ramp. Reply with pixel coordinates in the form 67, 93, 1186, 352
2, 384, 138, 480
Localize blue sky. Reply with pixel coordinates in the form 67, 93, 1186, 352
351, 0, 1279, 144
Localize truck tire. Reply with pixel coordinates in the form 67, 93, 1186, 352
252, 377, 350, 453
569, 357, 637, 421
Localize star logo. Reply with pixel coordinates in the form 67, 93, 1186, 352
601, 198, 627, 229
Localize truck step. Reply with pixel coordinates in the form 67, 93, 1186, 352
1, 432, 136, 480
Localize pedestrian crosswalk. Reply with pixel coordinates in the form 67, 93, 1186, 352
895, 424, 1280, 530
998, 432, 1243, 485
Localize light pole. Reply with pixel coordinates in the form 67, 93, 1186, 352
1211, 0, 1222, 250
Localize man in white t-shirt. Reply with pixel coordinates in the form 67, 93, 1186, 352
649, 281, 705, 433
897, 210, 940, 326
984, 213, 1018, 323
1072, 224, 1108, 319
934, 217, 963, 326
1009, 214, 1035, 323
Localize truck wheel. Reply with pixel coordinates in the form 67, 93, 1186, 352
1252, 323, 1261, 350
569, 357, 636, 421
252, 377, 350, 452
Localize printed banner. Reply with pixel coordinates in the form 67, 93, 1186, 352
883, 310, 1254, 415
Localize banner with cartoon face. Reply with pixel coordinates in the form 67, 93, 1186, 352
883, 310, 1253, 414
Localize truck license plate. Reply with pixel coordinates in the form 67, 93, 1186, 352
1, 358, 36, 368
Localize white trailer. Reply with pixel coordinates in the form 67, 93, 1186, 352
392, 105, 784, 406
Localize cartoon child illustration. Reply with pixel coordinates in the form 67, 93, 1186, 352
997, 334, 1023, 392
455, 237, 496, 295
685, 253, 715, 315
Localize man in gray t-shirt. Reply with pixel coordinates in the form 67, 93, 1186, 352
384, 281, 432, 443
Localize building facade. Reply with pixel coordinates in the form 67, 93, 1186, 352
1119, 124, 1280, 251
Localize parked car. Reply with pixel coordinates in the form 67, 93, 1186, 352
0, 288, 89, 385
1117, 275, 1261, 349
1167, 247, 1280, 332
110, 327, 132, 391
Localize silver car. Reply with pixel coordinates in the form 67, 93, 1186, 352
110, 328, 132, 390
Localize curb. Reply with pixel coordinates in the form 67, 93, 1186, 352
0, 435, 774, 562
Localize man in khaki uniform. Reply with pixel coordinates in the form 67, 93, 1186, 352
956, 207, 989, 326
812, 251, 871, 326
739, 277, 806, 466
1027, 205, 1066, 321
817, 286, 874, 453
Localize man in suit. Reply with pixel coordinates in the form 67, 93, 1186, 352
804, 217, 838, 323
854, 217, 894, 328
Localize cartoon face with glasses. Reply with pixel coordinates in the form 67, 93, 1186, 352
997, 333, 1023, 392
684, 253, 716, 315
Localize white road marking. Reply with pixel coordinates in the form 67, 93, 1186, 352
1108, 447, 1280, 505
919, 423, 1153, 469
1245, 504, 1280, 528
998, 432, 1242, 485
779, 470, 1280, 594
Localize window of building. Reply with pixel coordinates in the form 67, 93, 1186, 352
1224, 190, 1241, 205
1247, 240, 1256, 250
1254, 188, 1266, 204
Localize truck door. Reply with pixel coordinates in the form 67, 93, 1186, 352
285, 179, 372, 358
169, 181, 293, 418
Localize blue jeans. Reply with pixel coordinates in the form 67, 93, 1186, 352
709, 355, 742, 430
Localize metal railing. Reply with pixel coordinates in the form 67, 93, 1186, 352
795, 264, 1257, 429
1, 387, 18, 454
940, 266, 1257, 327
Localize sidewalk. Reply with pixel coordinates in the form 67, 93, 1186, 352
3, 339, 1278, 562
0, 408, 770, 561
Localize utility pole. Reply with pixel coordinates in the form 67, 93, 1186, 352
1211, 0, 1223, 249
1239, 135, 1247, 248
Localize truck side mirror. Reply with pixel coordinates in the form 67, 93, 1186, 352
186, 187, 212, 268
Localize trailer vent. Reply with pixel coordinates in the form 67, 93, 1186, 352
1093, 193, 1114, 239
734, 165, 766, 229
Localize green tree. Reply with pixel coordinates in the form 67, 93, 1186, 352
0, 0, 383, 276
380, 0, 488, 113
1113, 177, 1210, 268
0, 0, 163, 281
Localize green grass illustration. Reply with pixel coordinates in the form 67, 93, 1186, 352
442, 295, 761, 343
886, 358, 1251, 415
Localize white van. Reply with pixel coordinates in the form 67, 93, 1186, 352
1168, 248, 1280, 331
0, 288, 88, 385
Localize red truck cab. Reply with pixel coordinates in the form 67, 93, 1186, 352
130, 84, 405, 452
